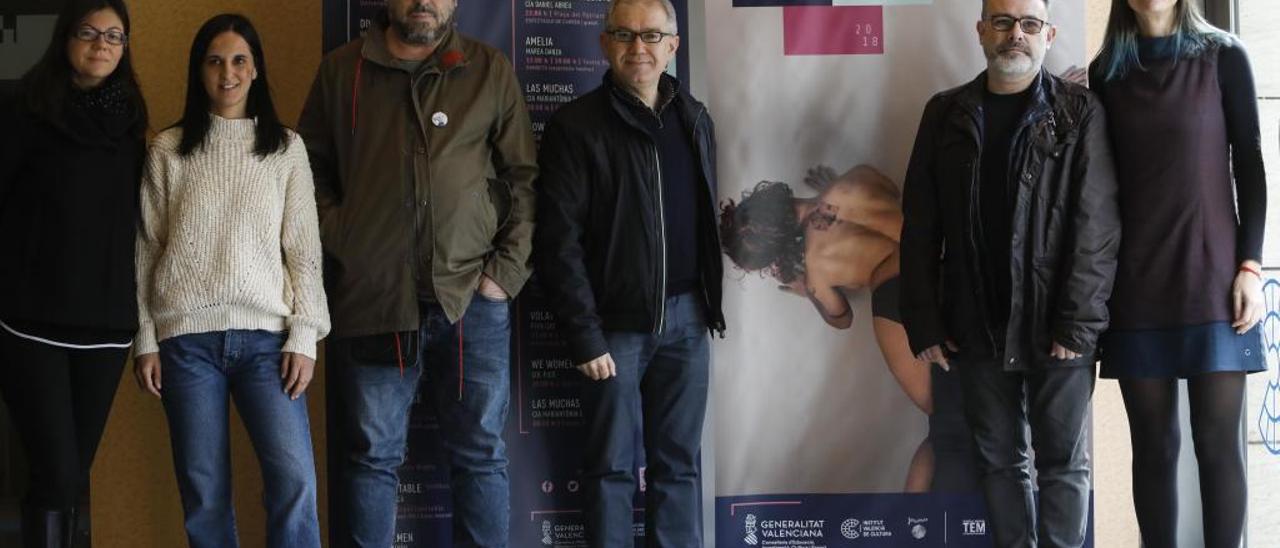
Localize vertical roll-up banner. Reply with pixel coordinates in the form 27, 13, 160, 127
322, 2, 687, 546
705, 1, 1089, 546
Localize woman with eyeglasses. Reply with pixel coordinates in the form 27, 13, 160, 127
132, 13, 328, 548
1090, 1, 1267, 546
0, 1, 147, 546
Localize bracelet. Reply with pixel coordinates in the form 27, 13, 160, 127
1239, 264, 1263, 279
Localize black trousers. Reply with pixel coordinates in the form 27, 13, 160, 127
0, 329, 126, 509
957, 358, 1095, 548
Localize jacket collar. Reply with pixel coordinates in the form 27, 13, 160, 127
956, 68, 1056, 124
605, 71, 678, 113
362, 12, 469, 75
603, 71, 706, 133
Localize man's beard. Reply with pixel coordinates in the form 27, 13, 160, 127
390, 3, 454, 45
987, 45, 1038, 78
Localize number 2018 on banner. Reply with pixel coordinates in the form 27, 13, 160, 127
854, 22, 879, 47
781, 7, 885, 56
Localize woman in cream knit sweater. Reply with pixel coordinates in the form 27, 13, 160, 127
132, 14, 328, 548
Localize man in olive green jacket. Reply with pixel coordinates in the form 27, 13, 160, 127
297, 0, 536, 545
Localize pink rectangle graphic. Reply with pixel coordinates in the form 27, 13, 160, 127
783, 6, 884, 55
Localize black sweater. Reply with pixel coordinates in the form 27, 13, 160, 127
0, 89, 145, 337
978, 86, 1034, 330
614, 82, 704, 297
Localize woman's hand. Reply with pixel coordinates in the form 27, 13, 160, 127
778, 276, 809, 297
1232, 262, 1265, 334
133, 353, 162, 398
281, 353, 316, 400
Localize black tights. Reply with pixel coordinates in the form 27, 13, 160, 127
1120, 373, 1247, 548
0, 329, 126, 509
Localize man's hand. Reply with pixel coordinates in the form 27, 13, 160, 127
281, 352, 316, 400
478, 274, 510, 301
915, 340, 958, 371
1232, 262, 1264, 334
133, 353, 162, 398
1050, 342, 1081, 361
578, 353, 616, 381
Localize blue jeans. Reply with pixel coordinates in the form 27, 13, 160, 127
158, 330, 320, 548
581, 292, 710, 548
332, 296, 512, 548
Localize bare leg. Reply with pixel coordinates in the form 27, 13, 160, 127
904, 438, 935, 493
874, 317, 932, 414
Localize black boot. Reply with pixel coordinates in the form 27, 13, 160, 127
70, 503, 90, 548
19, 506, 71, 548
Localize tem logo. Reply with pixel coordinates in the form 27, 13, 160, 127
744, 514, 758, 546
962, 519, 987, 536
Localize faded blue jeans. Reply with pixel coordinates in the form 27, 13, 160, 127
581, 292, 710, 548
158, 329, 320, 548
331, 296, 512, 547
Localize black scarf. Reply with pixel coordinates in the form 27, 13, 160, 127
65, 77, 137, 143
70, 77, 132, 116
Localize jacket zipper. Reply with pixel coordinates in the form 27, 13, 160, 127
997, 109, 1051, 357
969, 159, 999, 353
652, 146, 668, 335
962, 105, 1000, 354
615, 90, 671, 336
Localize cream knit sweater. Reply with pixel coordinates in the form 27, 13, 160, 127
135, 115, 330, 358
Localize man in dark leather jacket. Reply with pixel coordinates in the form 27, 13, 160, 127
533, 0, 725, 545
900, 0, 1120, 546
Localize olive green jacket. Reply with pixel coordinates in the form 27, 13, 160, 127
298, 21, 537, 337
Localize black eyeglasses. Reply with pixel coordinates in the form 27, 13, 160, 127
73, 25, 128, 46
605, 28, 676, 44
986, 15, 1049, 35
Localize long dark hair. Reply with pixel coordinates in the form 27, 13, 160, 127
17, 0, 148, 138
1095, 0, 1230, 81
177, 13, 287, 158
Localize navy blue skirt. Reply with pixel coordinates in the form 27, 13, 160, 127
1099, 321, 1266, 379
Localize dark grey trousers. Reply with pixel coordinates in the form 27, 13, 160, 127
957, 358, 1095, 548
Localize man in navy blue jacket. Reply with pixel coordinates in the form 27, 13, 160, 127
533, 0, 726, 545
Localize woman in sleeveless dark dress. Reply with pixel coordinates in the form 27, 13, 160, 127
1091, 1, 1267, 546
